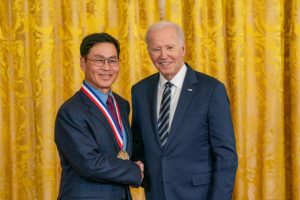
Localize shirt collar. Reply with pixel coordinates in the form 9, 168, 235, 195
83, 80, 112, 103
159, 63, 187, 89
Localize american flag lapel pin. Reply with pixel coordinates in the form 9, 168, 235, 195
187, 88, 193, 92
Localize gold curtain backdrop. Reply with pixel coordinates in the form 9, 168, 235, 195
0, 0, 299, 199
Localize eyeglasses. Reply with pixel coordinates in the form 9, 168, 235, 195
86, 57, 120, 67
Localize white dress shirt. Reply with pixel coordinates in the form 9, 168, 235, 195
157, 64, 187, 131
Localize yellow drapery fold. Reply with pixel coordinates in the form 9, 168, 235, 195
0, 0, 299, 199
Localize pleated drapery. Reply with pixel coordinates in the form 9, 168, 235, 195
0, 0, 299, 199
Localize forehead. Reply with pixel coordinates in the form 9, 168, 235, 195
148, 26, 179, 46
88, 42, 117, 56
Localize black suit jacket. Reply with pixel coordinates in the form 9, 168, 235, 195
55, 89, 141, 200
131, 64, 238, 200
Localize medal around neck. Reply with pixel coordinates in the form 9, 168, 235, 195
117, 150, 129, 160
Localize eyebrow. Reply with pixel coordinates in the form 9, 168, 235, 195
91, 55, 118, 58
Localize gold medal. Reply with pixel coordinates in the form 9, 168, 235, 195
117, 150, 129, 160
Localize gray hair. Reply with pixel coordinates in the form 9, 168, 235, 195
145, 21, 185, 46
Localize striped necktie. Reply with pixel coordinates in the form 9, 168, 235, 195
157, 82, 173, 147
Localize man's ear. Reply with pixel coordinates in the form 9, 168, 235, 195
181, 43, 186, 56
80, 57, 86, 72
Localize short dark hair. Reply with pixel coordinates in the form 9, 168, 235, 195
80, 33, 120, 58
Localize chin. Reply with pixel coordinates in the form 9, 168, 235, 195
161, 69, 173, 75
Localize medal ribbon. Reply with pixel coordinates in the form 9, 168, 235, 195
81, 82, 123, 149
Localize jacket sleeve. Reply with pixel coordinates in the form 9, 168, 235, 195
208, 83, 238, 200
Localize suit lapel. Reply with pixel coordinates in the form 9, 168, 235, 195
79, 90, 120, 152
147, 74, 163, 149
122, 117, 131, 153
164, 66, 198, 150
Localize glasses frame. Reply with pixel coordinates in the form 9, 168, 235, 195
85, 56, 120, 67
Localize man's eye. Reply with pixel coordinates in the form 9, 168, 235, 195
109, 59, 117, 63
95, 59, 104, 63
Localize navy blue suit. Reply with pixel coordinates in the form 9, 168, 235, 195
55, 90, 141, 200
131, 64, 238, 200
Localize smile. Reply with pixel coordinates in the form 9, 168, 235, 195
159, 61, 172, 66
99, 74, 112, 78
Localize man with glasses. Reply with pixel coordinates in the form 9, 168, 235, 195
55, 33, 144, 200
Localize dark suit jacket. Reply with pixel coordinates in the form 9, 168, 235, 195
55, 89, 141, 200
131, 64, 238, 200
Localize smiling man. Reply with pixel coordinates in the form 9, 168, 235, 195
131, 21, 238, 200
55, 33, 143, 200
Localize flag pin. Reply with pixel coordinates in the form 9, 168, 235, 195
188, 88, 193, 92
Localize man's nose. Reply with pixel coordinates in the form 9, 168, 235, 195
159, 49, 167, 58
102, 61, 111, 70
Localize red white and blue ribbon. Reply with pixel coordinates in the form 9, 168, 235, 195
81, 82, 124, 149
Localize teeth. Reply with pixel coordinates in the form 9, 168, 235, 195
100, 74, 111, 78
160, 62, 170, 66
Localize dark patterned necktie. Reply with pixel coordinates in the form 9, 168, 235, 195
106, 95, 121, 130
157, 82, 173, 147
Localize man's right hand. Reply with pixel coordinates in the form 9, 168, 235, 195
135, 161, 144, 181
